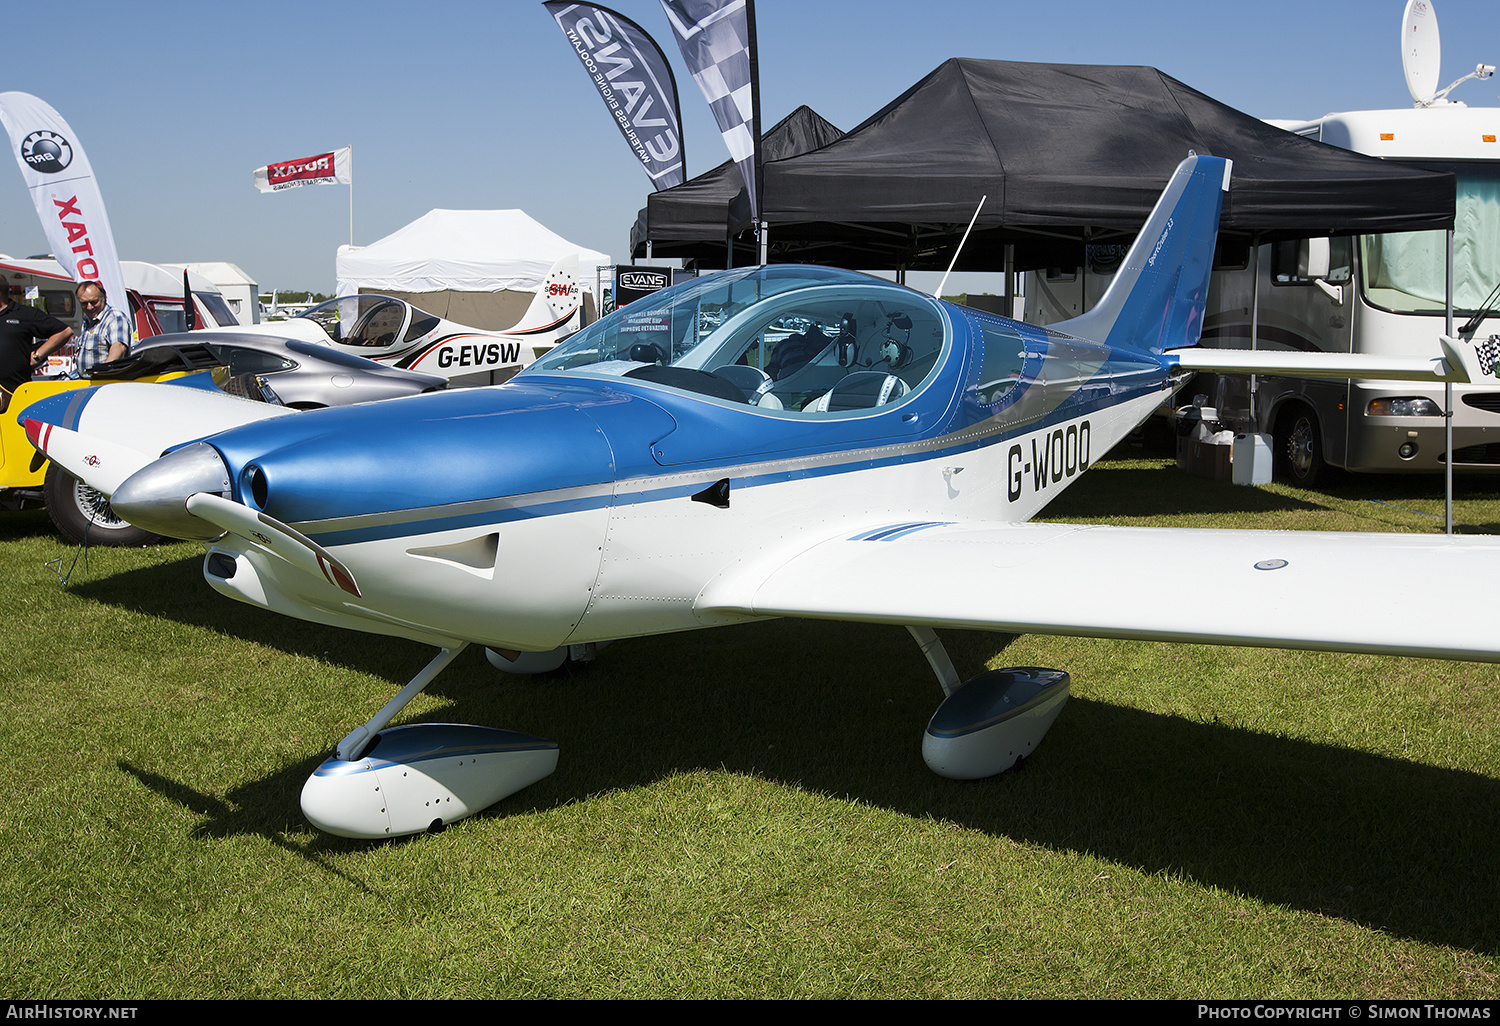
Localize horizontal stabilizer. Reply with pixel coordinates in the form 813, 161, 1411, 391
1172, 342, 1468, 383
697, 520, 1500, 664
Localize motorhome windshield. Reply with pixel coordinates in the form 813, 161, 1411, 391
526, 266, 949, 413
1360, 163, 1500, 315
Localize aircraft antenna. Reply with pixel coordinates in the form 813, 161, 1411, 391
934, 195, 987, 298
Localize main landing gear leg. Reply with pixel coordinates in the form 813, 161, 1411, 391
337, 643, 469, 761
301, 642, 559, 839
906, 626, 1071, 780
907, 626, 962, 696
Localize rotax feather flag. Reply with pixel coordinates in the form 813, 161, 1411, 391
0, 91, 126, 314
544, 2, 685, 190
253, 147, 352, 192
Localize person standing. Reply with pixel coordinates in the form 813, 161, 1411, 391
0, 272, 73, 411
72, 279, 132, 377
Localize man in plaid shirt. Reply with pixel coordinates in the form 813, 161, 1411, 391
72, 280, 132, 377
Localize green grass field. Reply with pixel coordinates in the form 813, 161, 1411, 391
2, 452, 1497, 999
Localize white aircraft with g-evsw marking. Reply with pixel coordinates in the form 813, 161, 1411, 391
223, 254, 584, 387
23, 156, 1500, 839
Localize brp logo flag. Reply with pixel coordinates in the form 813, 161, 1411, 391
0, 92, 126, 312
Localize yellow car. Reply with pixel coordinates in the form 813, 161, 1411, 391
3, 350, 228, 545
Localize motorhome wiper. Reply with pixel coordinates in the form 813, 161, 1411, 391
1459, 278, 1500, 336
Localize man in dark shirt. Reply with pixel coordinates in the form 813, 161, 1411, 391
0, 273, 73, 409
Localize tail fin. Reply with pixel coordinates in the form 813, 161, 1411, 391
1055, 154, 1231, 354
510, 253, 582, 335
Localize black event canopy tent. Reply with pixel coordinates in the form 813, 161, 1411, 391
630, 104, 844, 265
631, 59, 1455, 272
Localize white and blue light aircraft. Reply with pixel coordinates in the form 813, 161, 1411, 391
21, 156, 1500, 838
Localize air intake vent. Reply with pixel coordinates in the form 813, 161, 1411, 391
1460, 393, 1500, 414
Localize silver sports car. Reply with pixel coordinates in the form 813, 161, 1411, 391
135, 331, 447, 408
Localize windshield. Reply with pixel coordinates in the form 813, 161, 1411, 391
526, 265, 949, 413
1361, 163, 1500, 314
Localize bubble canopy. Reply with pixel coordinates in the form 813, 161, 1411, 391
525, 266, 950, 414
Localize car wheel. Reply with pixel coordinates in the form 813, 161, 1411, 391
43, 464, 160, 547
1275, 405, 1326, 487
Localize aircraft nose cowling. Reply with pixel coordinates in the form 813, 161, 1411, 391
110, 442, 234, 541
201, 384, 661, 528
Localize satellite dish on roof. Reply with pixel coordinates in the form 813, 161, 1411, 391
1402, 0, 1442, 105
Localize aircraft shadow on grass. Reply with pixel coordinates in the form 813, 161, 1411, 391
1041, 461, 1327, 520
88, 556, 1499, 956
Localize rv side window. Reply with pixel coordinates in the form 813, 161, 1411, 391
1271, 237, 1352, 285
1213, 236, 1251, 271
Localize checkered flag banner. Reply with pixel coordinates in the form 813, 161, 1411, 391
660, 0, 759, 220
1475, 335, 1500, 377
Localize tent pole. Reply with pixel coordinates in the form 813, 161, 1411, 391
1004, 244, 1014, 319
1080, 231, 1087, 315
1250, 235, 1260, 429
1445, 228, 1454, 535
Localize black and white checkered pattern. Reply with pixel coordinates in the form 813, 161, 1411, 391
661, 0, 758, 218
1475, 335, 1500, 378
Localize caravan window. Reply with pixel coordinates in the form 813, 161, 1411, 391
149, 302, 188, 334
196, 292, 239, 327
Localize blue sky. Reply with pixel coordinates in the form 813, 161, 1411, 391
2, 0, 1496, 294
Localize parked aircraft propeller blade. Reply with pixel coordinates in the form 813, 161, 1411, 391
22, 417, 158, 496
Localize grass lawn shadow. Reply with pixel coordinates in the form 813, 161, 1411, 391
484, 619, 1500, 956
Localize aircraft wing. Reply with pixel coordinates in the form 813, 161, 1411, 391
696, 520, 1500, 663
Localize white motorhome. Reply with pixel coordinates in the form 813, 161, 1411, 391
1203, 101, 1498, 484
1027, 2, 1500, 484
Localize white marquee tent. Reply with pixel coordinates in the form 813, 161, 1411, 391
335, 209, 611, 329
